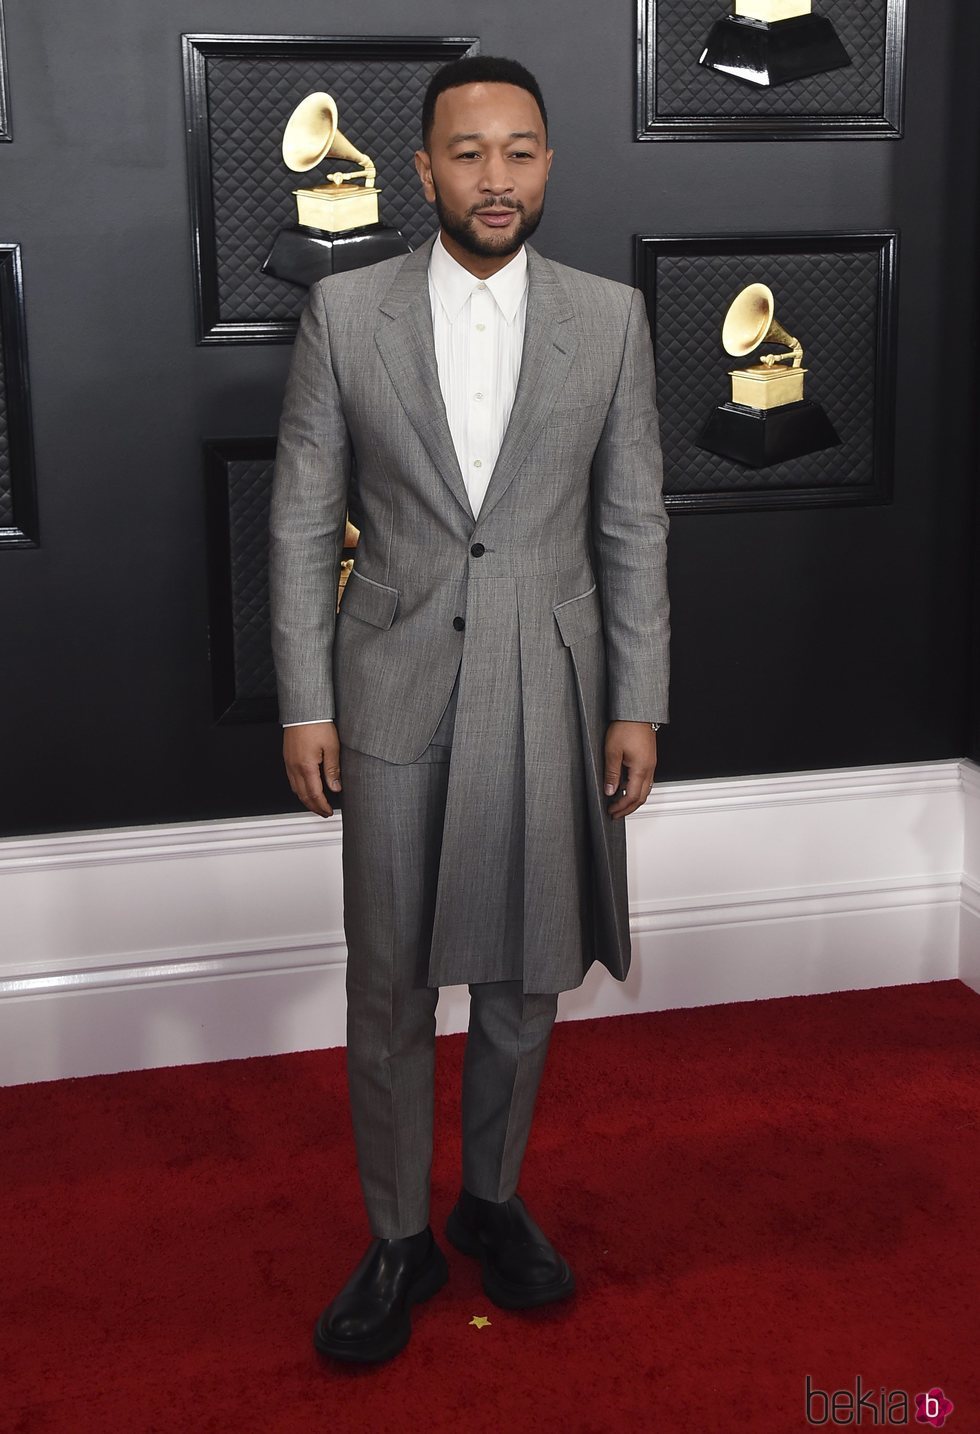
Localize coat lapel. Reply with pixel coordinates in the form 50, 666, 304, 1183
374, 232, 577, 526
479, 241, 577, 524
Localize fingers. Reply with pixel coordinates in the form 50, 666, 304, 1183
605, 764, 654, 819
283, 725, 342, 819
291, 759, 334, 818
604, 741, 657, 820
322, 753, 343, 795
604, 749, 624, 800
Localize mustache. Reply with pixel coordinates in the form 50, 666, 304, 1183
472, 201, 521, 213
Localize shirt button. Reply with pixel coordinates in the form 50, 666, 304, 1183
474, 392, 483, 400
473, 459, 482, 468
477, 282, 487, 289
475, 323, 486, 331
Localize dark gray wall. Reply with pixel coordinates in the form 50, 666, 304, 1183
1, 0, 978, 838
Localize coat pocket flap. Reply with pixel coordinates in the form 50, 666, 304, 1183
340, 567, 399, 629
553, 583, 602, 646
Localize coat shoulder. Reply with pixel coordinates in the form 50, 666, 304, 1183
538, 253, 636, 320
310, 247, 414, 308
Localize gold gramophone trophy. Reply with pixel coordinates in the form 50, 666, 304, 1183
699, 0, 851, 87
261, 91, 410, 289
337, 516, 362, 609
696, 282, 840, 466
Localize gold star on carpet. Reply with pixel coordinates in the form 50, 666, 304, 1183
469, 1315, 492, 1329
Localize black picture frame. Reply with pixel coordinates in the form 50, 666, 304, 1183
636, 0, 907, 139
0, 244, 39, 548
635, 231, 899, 513
0, 0, 11, 142
181, 33, 478, 345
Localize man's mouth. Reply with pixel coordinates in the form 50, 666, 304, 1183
475, 209, 518, 227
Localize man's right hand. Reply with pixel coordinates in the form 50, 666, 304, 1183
283, 722, 342, 818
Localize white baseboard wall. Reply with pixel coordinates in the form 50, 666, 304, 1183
1, 758, 977, 1086
960, 761, 980, 993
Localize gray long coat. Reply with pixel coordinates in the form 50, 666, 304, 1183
269, 230, 670, 993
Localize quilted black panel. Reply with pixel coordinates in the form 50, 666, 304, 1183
639, 0, 907, 134
204, 446, 278, 720
657, 0, 886, 116
206, 441, 356, 722
639, 236, 896, 506
187, 38, 477, 338
225, 453, 276, 706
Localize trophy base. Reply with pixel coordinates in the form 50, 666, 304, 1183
261, 223, 411, 289
294, 184, 380, 232
696, 399, 841, 467
730, 364, 807, 409
699, 14, 852, 87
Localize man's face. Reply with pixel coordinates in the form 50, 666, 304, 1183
414, 81, 553, 263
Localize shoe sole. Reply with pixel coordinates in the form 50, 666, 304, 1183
312, 1241, 450, 1364
444, 1207, 576, 1310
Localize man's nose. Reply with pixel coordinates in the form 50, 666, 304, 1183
480, 156, 514, 192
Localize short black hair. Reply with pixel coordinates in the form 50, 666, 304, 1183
421, 54, 548, 152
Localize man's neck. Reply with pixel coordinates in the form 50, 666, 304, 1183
437, 228, 524, 281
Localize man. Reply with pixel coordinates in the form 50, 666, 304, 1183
269, 53, 669, 1366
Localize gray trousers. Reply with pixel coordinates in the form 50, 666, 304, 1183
340, 667, 560, 1239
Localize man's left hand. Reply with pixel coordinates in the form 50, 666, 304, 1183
603, 721, 658, 820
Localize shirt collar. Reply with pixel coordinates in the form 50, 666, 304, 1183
428, 229, 528, 324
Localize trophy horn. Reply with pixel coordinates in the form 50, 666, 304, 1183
281, 92, 375, 183
721, 282, 804, 369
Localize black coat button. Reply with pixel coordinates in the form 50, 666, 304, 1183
470, 542, 485, 556
453, 616, 465, 631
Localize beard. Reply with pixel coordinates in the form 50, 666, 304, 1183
432, 183, 545, 259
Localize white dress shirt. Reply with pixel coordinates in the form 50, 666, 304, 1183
286, 232, 528, 727
427, 229, 528, 519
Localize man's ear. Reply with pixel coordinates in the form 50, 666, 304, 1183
414, 148, 435, 200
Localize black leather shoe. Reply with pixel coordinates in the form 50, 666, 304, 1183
445, 1188, 575, 1309
313, 1225, 449, 1364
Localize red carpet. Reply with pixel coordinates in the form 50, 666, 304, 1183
3, 980, 978, 1432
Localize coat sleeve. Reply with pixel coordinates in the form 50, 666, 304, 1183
589, 285, 671, 725
268, 281, 353, 726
